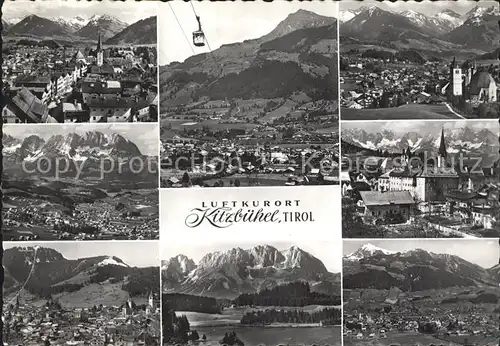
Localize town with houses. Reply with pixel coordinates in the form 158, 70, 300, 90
160, 100, 340, 188
341, 57, 499, 118
339, 4, 500, 119
341, 123, 500, 238
2, 192, 160, 241
342, 240, 500, 346
343, 297, 500, 346
3, 294, 161, 346
2, 14, 158, 123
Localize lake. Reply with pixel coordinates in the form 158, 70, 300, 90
193, 325, 342, 346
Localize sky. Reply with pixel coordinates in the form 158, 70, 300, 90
341, 0, 499, 16
343, 239, 499, 268
3, 0, 159, 24
3, 123, 159, 156
341, 119, 498, 136
4, 241, 160, 267
158, 0, 339, 65
162, 238, 341, 274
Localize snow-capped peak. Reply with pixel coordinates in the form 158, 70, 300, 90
346, 244, 395, 261
97, 256, 129, 267
88, 14, 123, 24
465, 5, 499, 20
69, 16, 89, 26
339, 9, 358, 23
5, 16, 25, 25
366, 5, 382, 17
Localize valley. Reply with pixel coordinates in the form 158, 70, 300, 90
339, 3, 500, 120
162, 244, 341, 345
2, 244, 161, 345
159, 9, 339, 188
2, 127, 160, 241
342, 241, 500, 346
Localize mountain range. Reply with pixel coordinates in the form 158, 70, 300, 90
162, 245, 341, 299
343, 243, 499, 291
341, 126, 499, 158
3, 14, 157, 44
160, 9, 337, 109
2, 131, 156, 181
3, 246, 159, 308
340, 5, 500, 55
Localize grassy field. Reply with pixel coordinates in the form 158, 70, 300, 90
53, 282, 130, 309
341, 104, 461, 120
160, 118, 259, 132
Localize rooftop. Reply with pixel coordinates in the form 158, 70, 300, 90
360, 190, 415, 206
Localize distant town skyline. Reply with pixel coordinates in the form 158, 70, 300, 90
341, 1, 498, 17
341, 120, 498, 137
4, 241, 160, 267
3, 124, 159, 157
158, 1, 338, 65
343, 239, 499, 268
3, 0, 159, 24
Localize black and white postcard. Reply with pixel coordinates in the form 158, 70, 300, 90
3, 241, 161, 345
2, 1, 158, 123
343, 239, 500, 346
341, 120, 500, 238
160, 187, 342, 345
2, 123, 159, 241
339, 1, 500, 120
159, 1, 340, 188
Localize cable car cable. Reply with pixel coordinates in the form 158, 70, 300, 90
168, 2, 196, 56
188, 1, 222, 85
8, 247, 39, 306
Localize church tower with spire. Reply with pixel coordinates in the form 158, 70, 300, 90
450, 57, 462, 96
437, 127, 447, 168
96, 31, 103, 67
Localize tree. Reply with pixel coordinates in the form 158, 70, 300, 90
182, 172, 191, 186
379, 92, 390, 108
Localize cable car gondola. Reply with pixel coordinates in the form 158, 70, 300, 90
193, 15, 205, 47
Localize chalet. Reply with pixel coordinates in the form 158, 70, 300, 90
359, 190, 415, 222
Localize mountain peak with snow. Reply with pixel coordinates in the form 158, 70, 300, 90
97, 256, 129, 267
346, 243, 396, 261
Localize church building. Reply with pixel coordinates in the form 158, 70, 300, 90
448, 57, 498, 103
377, 128, 459, 202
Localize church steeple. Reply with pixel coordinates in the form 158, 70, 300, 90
437, 127, 447, 168
438, 127, 447, 159
96, 30, 104, 67
97, 31, 103, 52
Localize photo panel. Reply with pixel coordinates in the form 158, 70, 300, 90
339, 0, 500, 120
342, 238, 500, 345
3, 123, 160, 241
341, 119, 500, 239
160, 186, 342, 345
3, 241, 161, 345
2, 0, 159, 123
159, 1, 340, 188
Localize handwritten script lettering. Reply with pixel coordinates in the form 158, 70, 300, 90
185, 206, 315, 228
